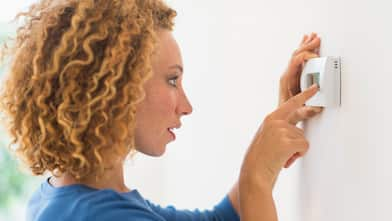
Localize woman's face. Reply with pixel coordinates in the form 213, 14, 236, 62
134, 30, 193, 156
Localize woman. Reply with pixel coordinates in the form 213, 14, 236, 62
0, 0, 322, 220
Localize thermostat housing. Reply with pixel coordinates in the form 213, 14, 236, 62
300, 56, 341, 107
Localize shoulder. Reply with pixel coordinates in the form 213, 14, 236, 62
82, 189, 165, 221
28, 182, 165, 221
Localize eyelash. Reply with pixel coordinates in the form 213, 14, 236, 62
168, 76, 179, 87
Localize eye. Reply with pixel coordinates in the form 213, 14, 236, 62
168, 76, 179, 87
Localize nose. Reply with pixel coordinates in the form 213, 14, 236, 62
177, 89, 193, 116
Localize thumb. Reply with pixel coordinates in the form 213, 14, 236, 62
287, 106, 323, 125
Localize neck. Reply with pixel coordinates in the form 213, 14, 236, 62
49, 160, 130, 193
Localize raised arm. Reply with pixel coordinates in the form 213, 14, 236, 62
228, 33, 322, 220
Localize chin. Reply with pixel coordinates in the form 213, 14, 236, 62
137, 145, 166, 157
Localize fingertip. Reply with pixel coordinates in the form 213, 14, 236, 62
301, 35, 308, 44
309, 106, 323, 113
306, 84, 320, 96
310, 83, 319, 90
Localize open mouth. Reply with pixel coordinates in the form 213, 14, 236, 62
167, 128, 176, 140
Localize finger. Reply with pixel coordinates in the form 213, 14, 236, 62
288, 138, 309, 150
287, 106, 324, 125
285, 123, 305, 138
279, 76, 291, 103
273, 84, 319, 120
302, 34, 314, 47
308, 34, 321, 56
300, 34, 308, 45
314, 42, 321, 56
271, 120, 305, 138
306, 33, 317, 44
282, 51, 319, 99
287, 51, 319, 78
284, 152, 304, 168
300, 33, 315, 46
284, 152, 300, 168
295, 37, 321, 55
282, 139, 309, 168
284, 159, 294, 168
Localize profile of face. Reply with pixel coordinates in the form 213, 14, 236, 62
134, 30, 193, 156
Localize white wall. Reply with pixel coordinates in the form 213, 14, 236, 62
2, 0, 390, 220
0, 1, 36, 22
127, 0, 392, 221
127, 0, 298, 217
294, 0, 392, 220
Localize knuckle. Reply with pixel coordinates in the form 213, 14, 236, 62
278, 127, 288, 135
264, 114, 274, 123
274, 120, 287, 128
281, 137, 291, 146
289, 97, 301, 107
291, 109, 300, 118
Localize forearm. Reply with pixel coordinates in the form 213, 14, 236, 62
239, 177, 278, 221
228, 181, 240, 216
228, 179, 278, 221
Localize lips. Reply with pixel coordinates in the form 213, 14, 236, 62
167, 128, 176, 140
167, 124, 180, 140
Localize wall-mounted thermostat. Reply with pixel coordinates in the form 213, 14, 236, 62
300, 56, 341, 107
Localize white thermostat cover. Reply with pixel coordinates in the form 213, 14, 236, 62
300, 56, 341, 107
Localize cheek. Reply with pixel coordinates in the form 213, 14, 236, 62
148, 88, 177, 117
135, 88, 177, 134
134, 91, 177, 156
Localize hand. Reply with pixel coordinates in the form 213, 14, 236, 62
240, 84, 320, 190
279, 33, 323, 168
279, 33, 321, 105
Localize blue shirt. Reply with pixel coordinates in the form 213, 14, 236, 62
27, 178, 240, 221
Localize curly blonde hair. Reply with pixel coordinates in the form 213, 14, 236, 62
0, 0, 176, 180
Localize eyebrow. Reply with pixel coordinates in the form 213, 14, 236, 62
168, 64, 183, 74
